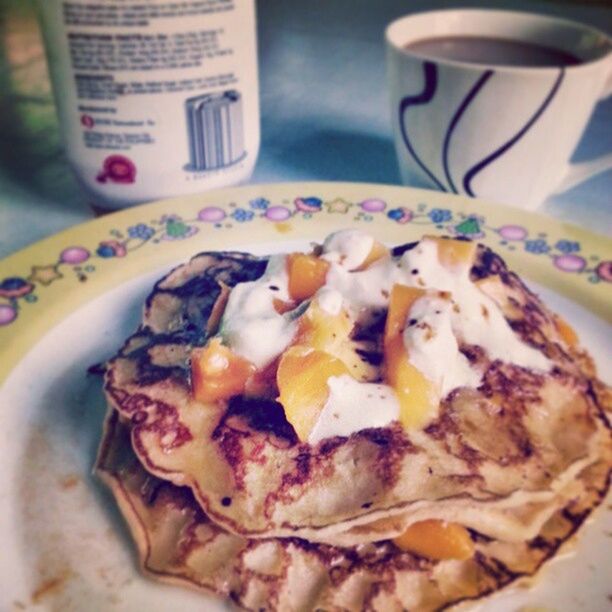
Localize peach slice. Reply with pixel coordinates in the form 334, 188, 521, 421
287, 253, 330, 302
191, 338, 255, 403
384, 284, 426, 345
393, 520, 474, 560
277, 345, 350, 441
298, 299, 353, 351
425, 236, 477, 272
354, 240, 390, 271
386, 335, 437, 430
384, 284, 438, 429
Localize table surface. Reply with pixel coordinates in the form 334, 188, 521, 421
0, 0, 610, 260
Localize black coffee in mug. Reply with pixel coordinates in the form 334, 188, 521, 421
404, 35, 581, 67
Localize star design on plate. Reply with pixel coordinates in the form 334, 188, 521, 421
28, 264, 63, 286
324, 198, 352, 214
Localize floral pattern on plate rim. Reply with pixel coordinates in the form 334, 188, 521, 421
0, 195, 609, 327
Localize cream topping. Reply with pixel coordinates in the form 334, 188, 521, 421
220, 254, 297, 369
308, 375, 400, 444
403, 294, 481, 397
324, 256, 402, 317
400, 240, 551, 376
321, 229, 374, 270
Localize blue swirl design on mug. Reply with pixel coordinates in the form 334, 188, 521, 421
398, 62, 447, 192
462, 69, 565, 196
398, 63, 565, 198
441, 70, 493, 194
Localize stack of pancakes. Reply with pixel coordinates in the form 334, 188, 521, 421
97, 242, 611, 611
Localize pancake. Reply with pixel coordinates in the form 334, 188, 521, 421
96, 409, 610, 611
103, 238, 611, 543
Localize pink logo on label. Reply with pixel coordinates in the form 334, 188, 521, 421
81, 114, 94, 129
96, 155, 137, 184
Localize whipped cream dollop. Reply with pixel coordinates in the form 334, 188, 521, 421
400, 239, 551, 375
308, 375, 400, 444
220, 254, 297, 369
321, 229, 374, 270
403, 293, 481, 397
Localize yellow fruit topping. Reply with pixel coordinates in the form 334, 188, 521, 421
393, 520, 475, 560
277, 345, 350, 441
384, 284, 426, 343
354, 240, 390, 271
384, 285, 438, 429
426, 236, 477, 272
191, 338, 256, 403
298, 299, 353, 351
287, 253, 330, 302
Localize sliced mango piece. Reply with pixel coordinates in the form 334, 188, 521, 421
287, 253, 330, 302
277, 345, 349, 441
393, 520, 474, 560
384, 285, 426, 345
384, 284, 437, 429
298, 299, 353, 351
386, 335, 438, 430
355, 240, 390, 271
426, 236, 477, 272
191, 338, 255, 403
554, 314, 578, 348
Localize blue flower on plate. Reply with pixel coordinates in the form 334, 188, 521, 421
249, 197, 270, 210
231, 208, 255, 222
128, 223, 155, 240
96, 244, 115, 258
387, 208, 404, 221
555, 239, 580, 254
525, 239, 550, 254
0, 277, 34, 298
428, 208, 452, 223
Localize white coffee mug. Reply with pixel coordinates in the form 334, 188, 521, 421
386, 9, 612, 209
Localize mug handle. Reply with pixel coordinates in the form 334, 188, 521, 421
553, 70, 612, 195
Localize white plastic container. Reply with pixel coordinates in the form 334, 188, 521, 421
36, 0, 259, 210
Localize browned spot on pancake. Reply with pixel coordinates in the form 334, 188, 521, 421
425, 407, 485, 471
358, 426, 416, 487
470, 244, 507, 281
213, 427, 248, 490
459, 344, 486, 366
280, 451, 311, 489
480, 363, 545, 405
